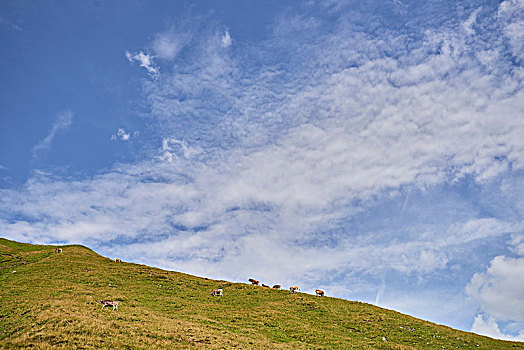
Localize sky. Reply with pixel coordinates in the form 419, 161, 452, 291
1, 0, 523, 341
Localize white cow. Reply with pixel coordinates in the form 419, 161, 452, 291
211, 289, 223, 296
99, 300, 118, 310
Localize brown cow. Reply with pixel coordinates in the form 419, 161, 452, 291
272, 284, 281, 289
262, 284, 270, 288
55, 248, 62, 253
211, 289, 223, 297
289, 286, 299, 294
114, 258, 122, 262
248, 278, 259, 286
315, 289, 325, 297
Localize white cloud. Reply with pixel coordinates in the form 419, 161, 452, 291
445, 219, 523, 246
466, 253, 524, 322
0, 14, 24, 32
111, 128, 138, 142
462, 8, 481, 35
374, 276, 386, 306
125, 51, 158, 76
472, 314, 524, 341
159, 138, 201, 162
466, 235, 524, 339
32, 110, 73, 156
221, 29, 232, 48
498, 0, 524, 62
510, 235, 524, 256
152, 29, 192, 60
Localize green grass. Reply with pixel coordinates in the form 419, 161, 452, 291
0, 238, 522, 349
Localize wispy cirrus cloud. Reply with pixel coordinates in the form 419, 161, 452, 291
152, 26, 193, 60
498, 0, 524, 63
221, 29, 232, 48
32, 110, 73, 157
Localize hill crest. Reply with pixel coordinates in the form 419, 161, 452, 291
1, 238, 522, 349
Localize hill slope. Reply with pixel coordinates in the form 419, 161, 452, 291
0, 238, 521, 349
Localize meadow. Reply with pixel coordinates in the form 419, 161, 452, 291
1, 238, 522, 349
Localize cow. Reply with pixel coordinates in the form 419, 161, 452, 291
55, 248, 62, 253
248, 278, 259, 286
211, 289, 223, 297
289, 286, 299, 294
272, 285, 281, 290
262, 284, 270, 288
315, 289, 325, 297
99, 300, 118, 310
114, 258, 122, 262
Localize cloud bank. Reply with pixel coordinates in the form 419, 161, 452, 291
472, 314, 524, 341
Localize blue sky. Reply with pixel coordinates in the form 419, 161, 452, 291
1, 0, 523, 341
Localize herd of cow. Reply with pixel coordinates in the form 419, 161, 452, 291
53, 249, 326, 311
111, 256, 326, 298
211, 279, 325, 298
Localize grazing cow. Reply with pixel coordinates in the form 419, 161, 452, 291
315, 289, 325, 297
55, 248, 62, 253
211, 289, 223, 297
99, 300, 118, 310
272, 285, 281, 290
289, 286, 299, 294
262, 284, 270, 288
114, 258, 122, 262
248, 278, 259, 286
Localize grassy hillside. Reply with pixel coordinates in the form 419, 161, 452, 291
0, 238, 522, 349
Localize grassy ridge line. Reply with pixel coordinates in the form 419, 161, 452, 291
0, 238, 521, 349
